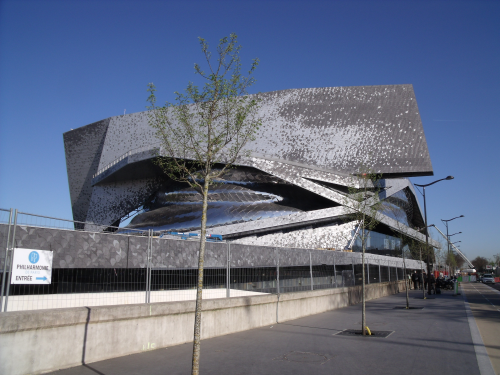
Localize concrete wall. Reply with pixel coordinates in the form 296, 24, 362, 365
0, 280, 404, 375
5, 289, 266, 312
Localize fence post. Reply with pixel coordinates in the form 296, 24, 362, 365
367, 257, 370, 284
0, 208, 13, 312
333, 256, 337, 288
4, 209, 18, 312
379, 259, 381, 283
145, 229, 151, 304
309, 252, 313, 291
145, 230, 148, 303
276, 250, 280, 323
226, 242, 230, 298
352, 257, 355, 286
148, 231, 152, 303
388, 260, 391, 282
276, 251, 280, 295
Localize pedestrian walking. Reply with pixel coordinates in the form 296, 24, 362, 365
411, 271, 419, 290
429, 273, 436, 294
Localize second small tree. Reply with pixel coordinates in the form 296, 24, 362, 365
343, 166, 383, 335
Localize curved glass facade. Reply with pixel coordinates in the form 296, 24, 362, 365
380, 188, 414, 227
351, 230, 408, 257
126, 184, 303, 231
124, 167, 338, 232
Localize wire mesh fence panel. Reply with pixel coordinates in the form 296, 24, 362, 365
149, 268, 229, 302
309, 250, 338, 290
390, 266, 398, 281
0, 209, 11, 225
230, 267, 277, 294
341, 270, 354, 287
279, 266, 313, 293
147, 240, 230, 302
368, 264, 380, 284
332, 264, 350, 287
311, 265, 337, 290
4, 268, 147, 311
12, 210, 148, 235
353, 264, 369, 286
1, 208, 428, 312
228, 243, 278, 295
380, 266, 390, 282
397, 267, 404, 280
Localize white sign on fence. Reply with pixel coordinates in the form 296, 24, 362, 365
10, 248, 53, 284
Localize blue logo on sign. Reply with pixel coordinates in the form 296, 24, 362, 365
29, 251, 39, 264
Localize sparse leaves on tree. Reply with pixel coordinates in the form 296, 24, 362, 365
146, 34, 261, 375
342, 165, 383, 335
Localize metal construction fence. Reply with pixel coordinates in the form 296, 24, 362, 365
0, 208, 424, 312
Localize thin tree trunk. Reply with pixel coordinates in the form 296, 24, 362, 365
191, 177, 210, 375
403, 249, 409, 309
362, 216, 366, 336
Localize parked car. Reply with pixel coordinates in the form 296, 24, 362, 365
482, 274, 495, 284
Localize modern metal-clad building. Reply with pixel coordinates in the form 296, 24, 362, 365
64, 84, 438, 253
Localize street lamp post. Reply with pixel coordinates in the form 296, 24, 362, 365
442, 216, 464, 277
415, 176, 454, 297
447, 232, 462, 274
417, 224, 435, 299
449, 241, 462, 275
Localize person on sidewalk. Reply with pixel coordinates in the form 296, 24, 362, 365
436, 275, 445, 289
428, 273, 436, 294
412, 271, 419, 290
418, 271, 423, 290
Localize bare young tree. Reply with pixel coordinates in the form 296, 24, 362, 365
343, 166, 383, 335
146, 34, 261, 375
382, 196, 417, 308
493, 254, 500, 269
434, 236, 447, 274
472, 256, 489, 273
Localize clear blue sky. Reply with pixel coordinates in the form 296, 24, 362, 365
1, 0, 498, 261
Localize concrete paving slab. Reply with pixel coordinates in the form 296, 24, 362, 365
48, 289, 481, 375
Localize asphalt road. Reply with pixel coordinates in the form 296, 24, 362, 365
462, 282, 500, 375
49, 289, 481, 375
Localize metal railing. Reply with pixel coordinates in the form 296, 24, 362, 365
0, 207, 419, 313
92, 143, 162, 179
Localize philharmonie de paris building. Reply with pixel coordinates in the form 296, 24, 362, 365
64, 84, 439, 259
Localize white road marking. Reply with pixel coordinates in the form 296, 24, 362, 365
472, 286, 499, 309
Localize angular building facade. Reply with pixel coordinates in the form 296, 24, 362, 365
64, 84, 439, 253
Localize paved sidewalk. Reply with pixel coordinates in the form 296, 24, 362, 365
50, 289, 483, 375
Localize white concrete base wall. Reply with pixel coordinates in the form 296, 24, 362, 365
0, 281, 404, 375
3, 288, 266, 312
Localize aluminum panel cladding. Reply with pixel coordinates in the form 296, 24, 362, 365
64, 84, 434, 230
